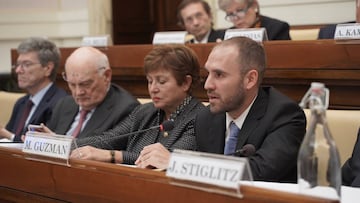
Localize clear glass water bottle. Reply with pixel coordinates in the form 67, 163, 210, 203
297, 82, 341, 200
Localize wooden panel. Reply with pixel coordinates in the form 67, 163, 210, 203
112, 0, 156, 44
0, 146, 338, 203
10, 40, 360, 109
112, 0, 182, 44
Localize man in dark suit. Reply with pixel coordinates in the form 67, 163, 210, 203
195, 37, 306, 183
45, 47, 139, 139
219, 0, 291, 40
0, 37, 67, 142
177, 0, 225, 43
342, 128, 360, 187
318, 0, 359, 39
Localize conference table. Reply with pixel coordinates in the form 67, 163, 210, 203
0, 144, 357, 203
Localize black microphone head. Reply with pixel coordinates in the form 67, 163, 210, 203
241, 144, 256, 157
160, 120, 175, 131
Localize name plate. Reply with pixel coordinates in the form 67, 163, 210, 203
224, 28, 268, 42
23, 131, 73, 160
81, 35, 113, 47
152, 31, 187, 44
166, 150, 251, 189
334, 23, 360, 40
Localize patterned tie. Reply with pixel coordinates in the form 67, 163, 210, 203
72, 110, 89, 138
224, 121, 240, 155
15, 99, 33, 137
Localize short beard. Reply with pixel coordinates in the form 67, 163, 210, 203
209, 85, 246, 115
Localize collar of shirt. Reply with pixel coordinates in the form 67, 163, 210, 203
193, 30, 211, 44
24, 82, 53, 128
225, 94, 258, 134
30, 82, 53, 106
65, 107, 96, 136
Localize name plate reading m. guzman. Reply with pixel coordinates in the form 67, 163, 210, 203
166, 149, 251, 190
152, 31, 187, 44
224, 28, 268, 42
335, 23, 360, 40
23, 131, 73, 160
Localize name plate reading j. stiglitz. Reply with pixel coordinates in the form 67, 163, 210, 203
166, 150, 250, 189
224, 28, 268, 42
335, 23, 360, 40
22, 131, 73, 160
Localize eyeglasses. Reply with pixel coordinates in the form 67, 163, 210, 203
224, 4, 252, 22
225, 8, 250, 22
62, 67, 106, 82
12, 61, 42, 70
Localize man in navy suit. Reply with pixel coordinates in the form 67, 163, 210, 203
0, 37, 67, 142
342, 128, 360, 187
195, 37, 306, 182
177, 0, 225, 43
318, 0, 359, 39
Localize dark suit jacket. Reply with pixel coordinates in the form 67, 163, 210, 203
6, 84, 67, 142
318, 21, 355, 39
342, 128, 360, 187
47, 84, 139, 139
208, 29, 226, 42
318, 24, 337, 39
260, 15, 291, 40
229, 15, 290, 40
76, 97, 205, 165
195, 86, 306, 182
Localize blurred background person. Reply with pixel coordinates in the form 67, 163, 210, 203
72, 45, 205, 167
318, 0, 360, 39
177, 0, 225, 43
44, 46, 139, 139
218, 0, 291, 40
0, 37, 67, 142
342, 128, 360, 187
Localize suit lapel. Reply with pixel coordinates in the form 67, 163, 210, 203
28, 84, 56, 124
58, 103, 78, 135
236, 89, 267, 148
79, 88, 114, 138
209, 113, 226, 154
163, 99, 197, 148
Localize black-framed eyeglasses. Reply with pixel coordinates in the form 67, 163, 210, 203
224, 1, 253, 22
12, 61, 42, 70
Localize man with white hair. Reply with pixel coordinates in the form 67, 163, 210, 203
46, 46, 139, 138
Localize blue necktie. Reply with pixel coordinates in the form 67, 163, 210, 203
224, 121, 240, 155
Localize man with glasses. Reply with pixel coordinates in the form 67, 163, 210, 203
219, 0, 291, 40
177, 0, 225, 43
0, 37, 67, 142
43, 46, 139, 139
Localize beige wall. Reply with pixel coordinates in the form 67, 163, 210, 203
0, 0, 355, 74
0, 0, 111, 74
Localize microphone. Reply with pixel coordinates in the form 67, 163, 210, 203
158, 120, 175, 132
74, 120, 175, 149
231, 144, 256, 157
